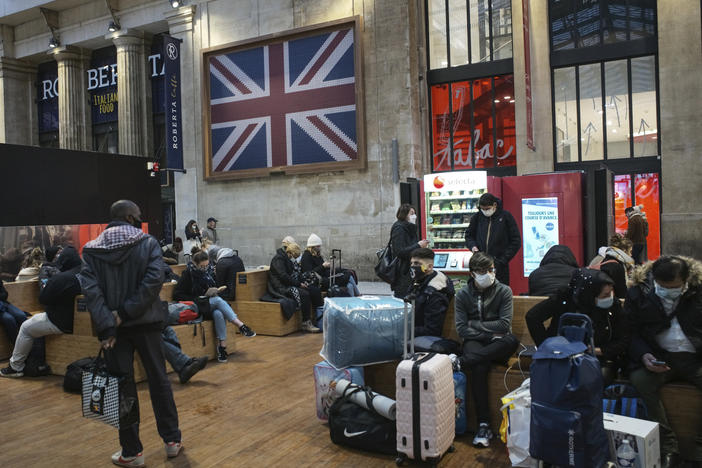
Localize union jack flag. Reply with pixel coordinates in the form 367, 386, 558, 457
208, 28, 358, 173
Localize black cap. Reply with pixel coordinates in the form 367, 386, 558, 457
207, 217, 218, 223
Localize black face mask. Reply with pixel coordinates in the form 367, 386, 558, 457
410, 265, 425, 282
131, 216, 142, 229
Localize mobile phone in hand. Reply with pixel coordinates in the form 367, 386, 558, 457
651, 359, 667, 367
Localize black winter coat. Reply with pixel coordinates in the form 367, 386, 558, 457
600, 256, 628, 299
80, 222, 166, 341
390, 220, 420, 298
216, 255, 246, 301
464, 199, 521, 285
267, 248, 301, 298
528, 245, 579, 297
410, 271, 455, 337
41, 246, 82, 333
0, 280, 7, 303
173, 265, 215, 302
626, 257, 702, 367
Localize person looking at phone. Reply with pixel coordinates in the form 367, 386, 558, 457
627, 255, 702, 468
390, 204, 429, 299
173, 251, 255, 363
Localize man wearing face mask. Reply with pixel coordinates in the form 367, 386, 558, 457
407, 248, 455, 337
626, 256, 702, 468
452, 252, 519, 448
464, 193, 521, 286
525, 268, 630, 386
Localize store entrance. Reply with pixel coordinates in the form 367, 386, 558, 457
613, 172, 660, 261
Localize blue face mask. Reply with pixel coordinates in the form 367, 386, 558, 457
595, 293, 614, 309
654, 281, 684, 300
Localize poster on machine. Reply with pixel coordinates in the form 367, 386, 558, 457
522, 197, 559, 277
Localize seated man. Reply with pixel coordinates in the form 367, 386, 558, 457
406, 247, 454, 337
527, 244, 579, 297
627, 255, 702, 468
451, 252, 519, 448
1, 246, 82, 377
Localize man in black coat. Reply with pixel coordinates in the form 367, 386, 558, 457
79, 200, 182, 467
1, 246, 82, 378
528, 244, 579, 296
626, 256, 702, 468
407, 248, 455, 337
465, 193, 521, 286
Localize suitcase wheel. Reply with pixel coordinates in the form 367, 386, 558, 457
448, 445, 456, 453
395, 454, 406, 466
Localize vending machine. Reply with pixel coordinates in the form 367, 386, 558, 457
419, 171, 496, 290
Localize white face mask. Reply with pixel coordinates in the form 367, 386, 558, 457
473, 272, 495, 289
654, 281, 685, 300
595, 293, 614, 309
408, 214, 417, 224
481, 207, 496, 217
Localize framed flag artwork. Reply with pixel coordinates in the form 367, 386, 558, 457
202, 17, 365, 180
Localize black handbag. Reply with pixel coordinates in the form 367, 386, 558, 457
374, 240, 398, 284
195, 296, 212, 320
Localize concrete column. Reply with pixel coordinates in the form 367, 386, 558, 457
165, 5, 198, 234
107, 29, 149, 156
658, 1, 702, 257
51, 46, 91, 150
512, 0, 554, 175
0, 57, 37, 145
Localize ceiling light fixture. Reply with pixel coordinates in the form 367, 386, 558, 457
105, 1, 121, 33
48, 36, 60, 48
170, 0, 182, 8
108, 20, 120, 32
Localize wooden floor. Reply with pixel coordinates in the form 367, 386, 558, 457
0, 332, 512, 468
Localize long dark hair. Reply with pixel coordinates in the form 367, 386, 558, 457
396, 203, 414, 221
185, 220, 201, 241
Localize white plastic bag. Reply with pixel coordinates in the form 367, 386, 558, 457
499, 378, 538, 468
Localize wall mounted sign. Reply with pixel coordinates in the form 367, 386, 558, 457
522, 197, 559, 277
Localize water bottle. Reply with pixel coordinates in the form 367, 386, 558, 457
616, 439, 636, 467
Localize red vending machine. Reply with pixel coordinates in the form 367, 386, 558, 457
420, 171, 500, 290
500, 172, 585, 295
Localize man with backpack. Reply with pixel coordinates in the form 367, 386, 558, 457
627, 255, 702, 468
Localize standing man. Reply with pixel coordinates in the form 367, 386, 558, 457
202, 217, 218, 244
464, 193, 521, 286
80, 200, 182, 467
625, 205, 648, 264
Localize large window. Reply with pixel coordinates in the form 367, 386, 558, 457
427, 0, 512, 69
430, 75, 515, 171
550, 0, 656, 51
553, 55, 658, 162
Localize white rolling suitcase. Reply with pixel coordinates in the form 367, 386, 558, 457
395, 298, 455, 466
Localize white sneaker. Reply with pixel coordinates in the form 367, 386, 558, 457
472, 423, 493, 448
111, 450, 145, 467
165, 441, 183, 458
448, 354, 461, 372
301, 320, 321, 333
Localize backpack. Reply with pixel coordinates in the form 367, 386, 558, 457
167, 301, 201, 325
529, 313, 610, 467
328, 385, 397, 455
602, 384, 648, 419
590, 258, 618, 271
24, 337, 51, 377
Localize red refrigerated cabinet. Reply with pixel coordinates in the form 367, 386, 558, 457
501, 172, 585, 295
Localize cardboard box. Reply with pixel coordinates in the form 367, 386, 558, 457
603, 413, 660, 468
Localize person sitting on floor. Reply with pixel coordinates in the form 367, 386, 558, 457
1, 246, 82, 377
173, 251, 255, 364
451, 252, 519, 448
301, 233, 360, 296
0, 279, 29, 344
525, 268, 630, 386
528, 244, 579, 297
215, 248, 246, 301
406, 247, 455, 337
626, 255, 702, 468
268, 242, 320, 333
15, 247, 45, 282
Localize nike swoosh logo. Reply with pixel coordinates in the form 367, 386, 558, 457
344, 428, 367, 437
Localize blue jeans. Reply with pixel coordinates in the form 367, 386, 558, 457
0, 301, 28, 343
161, 326, 190, 373
347, 276, 360, 296
209, 296, 239, 341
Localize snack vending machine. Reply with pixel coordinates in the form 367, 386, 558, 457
420, 171, 492, 290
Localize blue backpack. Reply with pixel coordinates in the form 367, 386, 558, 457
529, 313, 610, 467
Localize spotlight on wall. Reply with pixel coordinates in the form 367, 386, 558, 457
108, 20, 120, 32
169, 0, 182, 8
48, 36, 60, 48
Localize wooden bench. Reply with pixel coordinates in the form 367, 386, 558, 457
231, 268, 302, 336
171, 264, 186, 276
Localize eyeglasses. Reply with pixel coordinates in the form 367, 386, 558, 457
471, 268, 495, 275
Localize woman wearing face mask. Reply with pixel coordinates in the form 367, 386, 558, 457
464, 193, 521, 286
526, 268, 630, 385
390, 204, 429, 299
173, 251, 256, 363
452, 252, 519, 448
301, 234, 360, 296
183, 220, 202, 264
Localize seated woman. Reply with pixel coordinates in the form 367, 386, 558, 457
215, 248, 246, 301
173, 251, 255, 364
453, 252, 519, 448
300, 233, 360, 296
525, 267, 630, 385
598, 234, 635, 299
15, 247, 45, 282
268, 242, 321, 333
528, 244, 579, 297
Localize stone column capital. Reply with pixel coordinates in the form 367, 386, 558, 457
165, 5, 197, 34
48, 45, 89, 63
107, 29, 151, 49
0, 57, 36, 79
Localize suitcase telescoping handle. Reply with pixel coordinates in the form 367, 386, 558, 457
402, 298, 416, 359
558, 312, 596, 355
329, 249, 341, 289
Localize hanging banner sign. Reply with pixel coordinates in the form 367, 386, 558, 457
522, 197, 559, 277
163, 35, 184, 170
523, 0, 535, 150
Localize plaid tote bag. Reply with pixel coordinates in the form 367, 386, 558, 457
81, 348, 139, 429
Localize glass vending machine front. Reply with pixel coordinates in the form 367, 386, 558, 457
423, 171, 488, 250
